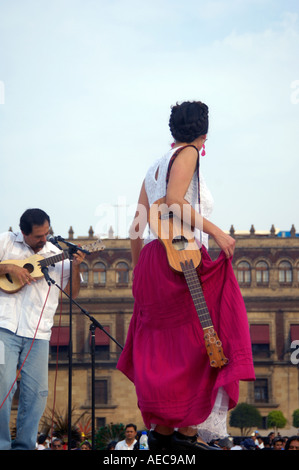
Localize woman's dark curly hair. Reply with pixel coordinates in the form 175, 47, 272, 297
169, 101, 209, 143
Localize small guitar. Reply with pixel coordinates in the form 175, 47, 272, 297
0, 239, 105, 294
149, 197, 228, 369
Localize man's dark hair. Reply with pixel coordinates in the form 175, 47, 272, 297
19, 208, 50, 235
125, 423, 137, 431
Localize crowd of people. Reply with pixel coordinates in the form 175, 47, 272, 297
216, 431, 299, 450
34, 425, 299, 451
35, 434, 92, 450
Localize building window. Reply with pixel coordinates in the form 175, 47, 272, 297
254, 378, 269, 403
290, 324, 299, 342
250, 324, 270, 358
93, 262, 106, 285
278, 261, 292, 284
116, 262, 129, 284
95, 379, 108, 405
96, 417, 106, 428
80, 262, 89, 285
237, 261, 251, 285
256, 261, 269, 285
89, 325, 110, 360
50, 326, 70, 359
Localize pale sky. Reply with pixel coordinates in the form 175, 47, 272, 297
0, 0, 298, 239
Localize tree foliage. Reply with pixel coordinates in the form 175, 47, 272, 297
292, 409, 299, 428
229, 403, 263, 435
95, 423, 126, 450
267, 410, 287, 431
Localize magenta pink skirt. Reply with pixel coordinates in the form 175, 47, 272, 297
117, 240, 255, 429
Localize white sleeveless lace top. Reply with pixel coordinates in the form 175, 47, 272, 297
144, 147, 214, 249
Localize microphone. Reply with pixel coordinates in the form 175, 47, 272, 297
41, 266, 53, 286
46, 235, 63, 250
47, 235, 90, 255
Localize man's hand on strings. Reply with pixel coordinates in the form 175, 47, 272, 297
7, 265, 36, 286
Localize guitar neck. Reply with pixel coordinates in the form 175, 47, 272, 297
180, 259, 213, 330
38, 239, 105, 269
39, 251, 69, 268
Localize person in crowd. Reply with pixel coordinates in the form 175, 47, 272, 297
272, 437, 284, 450
241, 438, 257, 450
80, 440, 92, 450
106, 440, 117, 450
284, 435, 299, 450
218, 437, 233, 450
115, 423, 138, 450
36, 433, 48, 450
230, 437, 243, 450
267, 431, 275, 446
51, 438, 64, 450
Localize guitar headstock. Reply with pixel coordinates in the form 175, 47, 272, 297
204, 327, 229, 369
81, 239, 105, 253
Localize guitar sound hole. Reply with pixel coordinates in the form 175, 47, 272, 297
5, 274, 13, 284
172, 236, 188, 251
23, 263, 34, 273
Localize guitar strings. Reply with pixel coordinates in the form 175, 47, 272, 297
181, 261, 212, 329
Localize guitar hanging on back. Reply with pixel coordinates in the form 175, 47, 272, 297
0, 239, 105, 294
149, 197, 228, 369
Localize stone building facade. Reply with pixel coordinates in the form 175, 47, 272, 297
17, 224, 299, 436
209, 225, 299, 434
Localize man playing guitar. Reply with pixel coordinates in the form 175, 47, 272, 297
0, 208, 85, 450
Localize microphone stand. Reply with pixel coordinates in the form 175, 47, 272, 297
56, 237, 91, 450
44, 269, 123, 451
67, 248, 74, 451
